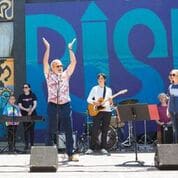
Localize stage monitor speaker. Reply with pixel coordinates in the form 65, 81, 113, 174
30, 146, 58, 172
154, 144, 178, 170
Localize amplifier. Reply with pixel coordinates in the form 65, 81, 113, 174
58, 132, 77, 149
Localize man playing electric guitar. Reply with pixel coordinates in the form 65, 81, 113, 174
86, 73, 113, 154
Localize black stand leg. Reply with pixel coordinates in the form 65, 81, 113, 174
78, 114, 91, 153
0, 126, 17, 154
86, 114, 90, 150
122, 111, 144, 166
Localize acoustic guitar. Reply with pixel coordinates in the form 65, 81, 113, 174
88, 89, 128, 117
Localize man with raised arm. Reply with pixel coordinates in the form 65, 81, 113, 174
42, 37, 78, 161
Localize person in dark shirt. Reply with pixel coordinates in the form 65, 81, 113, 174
18, 83, 37, 150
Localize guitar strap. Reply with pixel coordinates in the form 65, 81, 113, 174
103, 86, 106, 99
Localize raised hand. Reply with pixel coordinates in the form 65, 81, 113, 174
42, 37, 50, 49
68, 38, 76, 50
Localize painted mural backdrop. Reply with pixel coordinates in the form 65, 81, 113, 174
0, 0, 14, 138
25, 0, 178, 141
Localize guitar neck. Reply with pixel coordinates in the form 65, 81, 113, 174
102, 89, 127, 104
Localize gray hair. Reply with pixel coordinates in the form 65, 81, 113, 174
50, 59, 63, 69
158, 93, 168, 100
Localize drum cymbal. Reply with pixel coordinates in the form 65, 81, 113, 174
119, 99, 139, 105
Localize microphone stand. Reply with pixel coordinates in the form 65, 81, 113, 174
123, 106, 144, 166
56, 74, 62, 149
12, 105, 16, 153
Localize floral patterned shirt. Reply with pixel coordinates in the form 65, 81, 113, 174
45, 70, 71, 104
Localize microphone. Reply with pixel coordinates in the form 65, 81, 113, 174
131, 107, 136, 118
68, 38, 76, 49
58, 74, 62, 82
71, 38, 76, 46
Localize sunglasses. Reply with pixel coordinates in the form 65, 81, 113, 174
23, 86, 29, 89
169, 73, 177, 77
55, 65, 63, 68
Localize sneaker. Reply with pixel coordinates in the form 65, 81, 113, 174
68, 154, 79, 162
100, 148, 108, 154
85, 149, 94, 154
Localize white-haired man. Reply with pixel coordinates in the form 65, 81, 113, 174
42, 37, 78, 161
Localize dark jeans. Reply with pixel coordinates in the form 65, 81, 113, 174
90, 111, 111, 150
170, 112, 178, 143
46, 102, 74, 156
117, 127, 125, 148
7, 125, 17, 151
23, 122, 35, 148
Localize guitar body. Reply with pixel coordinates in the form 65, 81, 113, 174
87, 89, 128, 117
88, 102, 105, 117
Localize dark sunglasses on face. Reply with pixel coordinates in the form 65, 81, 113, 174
56, 65, 63, 68
23, 86, 29, 89
169, 73, 177, 77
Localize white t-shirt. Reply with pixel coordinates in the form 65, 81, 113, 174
87, 85, 112, 112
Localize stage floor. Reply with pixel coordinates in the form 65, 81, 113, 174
0, 151, 177, 178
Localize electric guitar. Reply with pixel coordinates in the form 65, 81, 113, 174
88, 89, 128, 117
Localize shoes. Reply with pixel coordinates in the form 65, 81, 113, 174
68, 154, 79, 162
100, 148, 109, 154
85, 149, 94, 154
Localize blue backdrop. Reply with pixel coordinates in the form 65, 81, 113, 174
25, 0, 178, 141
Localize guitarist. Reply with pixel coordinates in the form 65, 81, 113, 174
86, 73, 113, 154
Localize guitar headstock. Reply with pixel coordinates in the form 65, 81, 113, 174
111, 89, 128, 99
119, 89, 128, 95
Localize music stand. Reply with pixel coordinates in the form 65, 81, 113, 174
117, 103, 159, 166
119, 99, 139, 147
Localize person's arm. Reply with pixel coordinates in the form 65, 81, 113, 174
42, 37, 50, 76
167, 100, 171, 118
66, 38, 77, 76
108, 88, 113, 106
87, 87, 96, 104
18, 103, 30, 112
155, 120, 164, 126
2, 105, 7, 115
166, 86, 171, 118
28, 100, 37, 116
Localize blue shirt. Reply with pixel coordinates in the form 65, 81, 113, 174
168, 84, 178, 113
2, 104, 21, 126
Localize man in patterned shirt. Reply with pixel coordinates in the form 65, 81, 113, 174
42, 37, 78, 161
